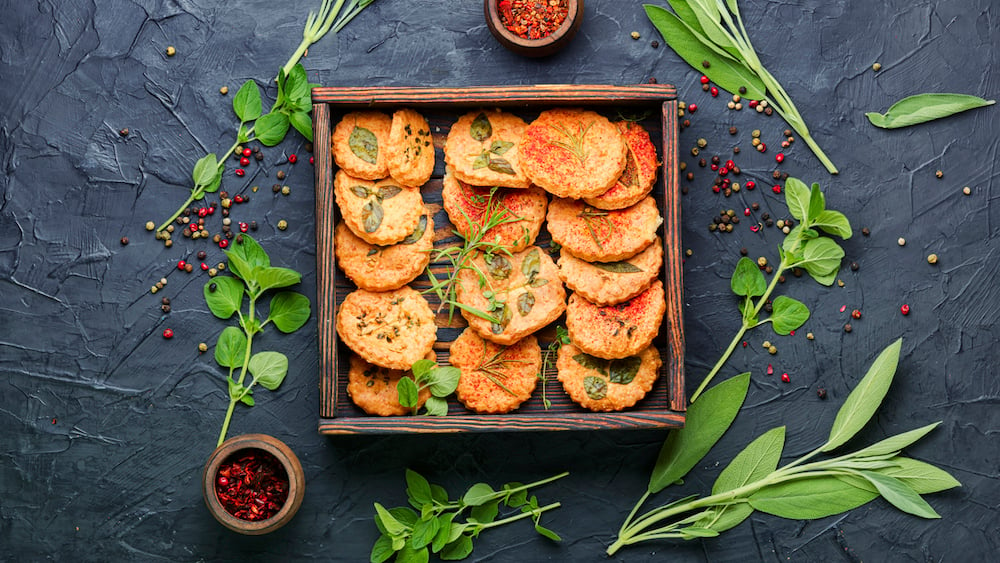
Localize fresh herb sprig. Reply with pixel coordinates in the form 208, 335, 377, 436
866, 93, 995, 129
645, 1, 839, 174
396, 359, 460, 416
608, 340, 960, 555
372, 469, 567, 562
690, 177, 851, 402
204, 235, 311, 446
538, 326, 570, 409
281, 0, 378, 78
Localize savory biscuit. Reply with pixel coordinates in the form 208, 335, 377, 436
346, 351, 436, 416
449, 329, 540, 414
332, 111, 392, 180
520, 108, 627, 199
565, 280, 666, 359
546, 196, 661, 262
442, 167, 547, 252
456, 246, 566, 346
584, 121, 659, 210
557, 344, 661, 411
334, 170, 423, 246
385, 108, 435, 187
444, 109, 531, 189
558, 237, 663, 306
334, 212, 433, 291
336, 286, 437, 370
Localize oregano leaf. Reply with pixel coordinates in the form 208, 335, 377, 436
350, 125, 379, 164
769, 296, 810, 335
730, 256, 766, 298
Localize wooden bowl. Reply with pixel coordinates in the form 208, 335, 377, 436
484, 0, 584, 57
202, 434, 306, 535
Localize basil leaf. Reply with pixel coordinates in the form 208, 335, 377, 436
593, 260, 643, 274
362, 199, 384, 233
349, 125, 379, 164
204, 276, 244, 319
232, 80, 262, 122
396, 377, 419, 408
401, 215, 428, 245
267, 291, 311, 333
822, 339, 902, 452
255, 266, 301, 292
583, 375, 608, 400
749, 476, 879, 519
608, 356, 641, 385
284, 64, 310, 108
516, 291, 534, 316
648, 372, 750, 493
214, 326, 248, 368
254, 111, 290, 146
730, 256, 766, 298
377, 185, 402, 200
521, 248, 541, 279
289, 110, 314, 142
784, 177, 811, 222
769, 295, 809, 335
572, 353, 608, 376
866, 93, 995, 129
192, 153, 221, 188
248, 351, 288, 390
812, 209, 852, 239
713, 426, 785, 494
470, 112, 492, 141
847, 422, 940, 460
856, 471, 940, 518
370, 534, 396, 563
488, 157, 515, 175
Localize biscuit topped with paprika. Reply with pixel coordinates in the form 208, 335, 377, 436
333, 111, 392, 180
565, 280, 666, 360
449, 329, 541, 414
546, 195, 661, 262
442, 167, 548, 253
583, 121, 660, 210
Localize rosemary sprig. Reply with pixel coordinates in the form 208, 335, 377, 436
546, 121, 595, 164
281, 0, 378, 78
577, 207, 613, 250
538, 326, 570, 409
474, 346, 532, 396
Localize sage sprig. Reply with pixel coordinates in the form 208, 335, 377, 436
206, 235, 311, 446
608, 340, 961, 555
645, 1, 839, 174
689, 177, 851, 402
865, 93, 995, 129
371, 469, 566, 562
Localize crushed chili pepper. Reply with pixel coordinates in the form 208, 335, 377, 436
215, 449, 289, 522
499, 0, 569, 40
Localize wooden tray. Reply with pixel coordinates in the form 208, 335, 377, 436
312, 85, 685, 434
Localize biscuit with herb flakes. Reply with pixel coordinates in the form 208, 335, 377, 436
584, 121, 660, 210
450, 329, 540, 414
334, 212, 433, 291
444, 109, 531, 189
456, 246, 566, 346
346, 351, 436, 416
546, 195, 661, 262
557, 343, 661, 412
558, 237, 662, 306
566, 280, 665, 360
333, 111, 392, 180
385, 108, 435, 187
334, 170, 423, 246
442, 167, 548, 252
520, 108, 628, 199
336, 286, 437, 370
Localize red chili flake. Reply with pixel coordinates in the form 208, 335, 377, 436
781, 373, 790, 383
710, 86, 719, 97
900, 304, 910, 315
851, 309, 861, 319
700, 75, 710, 84
688, 103, 698, 113
839, 305, 847, 313
288, 154, 297, 164
240, 157, 250, 166
745, 181, 756, 190
750, 224, 760, 232
235, 169, 245, 177
772, 185, 782, 194
498, 0, 570, 40
214, 449, 289, 522
163, 328, 174, 339
712, 186, 721, 193
766, 364, 774, 375
775, 153, 785, 163
219, 239, 229, 249
242, 148, 252, 157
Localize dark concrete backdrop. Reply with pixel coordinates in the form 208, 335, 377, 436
1, 1, 997, 561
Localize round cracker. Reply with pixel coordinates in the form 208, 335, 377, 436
566, 280, 666, 360
333, 111, 392, 180
334, 212, 433, 291
557, 344, 661, 411
584, 121, 660, 210
334, 170, 423, 246
442, 167, 547, 252
558, 236, 663, 306
336, 286, 437, 370
450, 329, 540, 414
546, 196, 661, 262
444, 109, 530, 189
346, 351, 436, 416
386, 108, 435, 187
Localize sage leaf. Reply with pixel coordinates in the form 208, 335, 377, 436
583, 375, 608, 400
410, 516, 441, 549
192, 153, 222, 189
377, 185, 402, 200
856, 471, 940, 518
402, 215, 428, 245
749, 476, 878, 519
847, 422, 941, 460
488, 157, 515, 175
572, 353, 608, 376
730, 256, 766, 298
350, 185, 371, 198
713, 426, 785, 495
268, 291, 311, 333
255, 111, 290, 146
648, 372, 750, 493
232, 80, 262, 122
866, 93, 995, 129
255, 266, 301, 292
784, 177, 811, 222
362, 199, 384, 233
822, 339, 903, 452
370, 534, 395, 563
439, 535, 473, 561
248, 351, 288, 390
838, 456, 961, 495
812, 210, 852, 239
204, 277, 244, 319
462, 483, 497, 506
350, 125, 379, 164
289, 110, 314, 142
215, 326, 247, 368
517, 291, 535, 316
769, 296, 809, 335
521, 248, 541, 280
696, 504, 754, 534
685, 0, 741, 58
679, 527, 720, 539
470, 112, 492, 141
593, 260, 643, 274
608, 356, 642, 385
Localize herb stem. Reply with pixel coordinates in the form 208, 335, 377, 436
478, 502, 562, 530
217, 297, 257, 447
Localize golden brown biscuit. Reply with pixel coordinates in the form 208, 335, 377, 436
584, 121, 660, 210
346, 351, 436, 416
456, 246, 566, 346
557, 343, 661, 411
565, 280, 665, 360
444, 109, 531, 189
334, 170, 423, 246
520, 108, 627, 199
442, 167, 547, 252
546, 196, 661, 262
334, 212, 433, 291
336, 286, 437, 370
450, 329, 540, 414
385, 108, 435, 187
333, 111, 392, 180
558, 237, 662, 306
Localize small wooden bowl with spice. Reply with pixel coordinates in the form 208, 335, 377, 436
202, 433, 306, 535
485, 0, 584, 57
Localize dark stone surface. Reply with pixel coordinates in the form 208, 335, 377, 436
1, 1, 997, 561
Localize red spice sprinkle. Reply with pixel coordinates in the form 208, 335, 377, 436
214, 449, 289, 522
288, 154, 297, 164
240, 157, 250, 166
498, 0, 569, 40
772, 185, 782, 194
781, 373, 790, 383
700, 75, 710, 84
688, 103, 698, 113
242, 148, 252, 157
163, 328, 174, 339
900, 304, 910, 315
767, 364, 774, 375
235, 168, 245, 177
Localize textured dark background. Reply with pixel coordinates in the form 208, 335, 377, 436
1, 0, 997, 561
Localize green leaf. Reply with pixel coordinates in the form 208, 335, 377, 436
797, 238, 845, 285
866, 93, 995, 129
239, 391, 254, 406
609, 356, 642, 385
470, 500, 499, 524
284, 64, 311, 108
470, 112, 492, 142
391, 507, 419, 527
370, 534, 396, 563
838, 456, 961, 495
423, 396, 448, 416
255, 111, 291, 146
784, 177, 811, 222
812, 210, 853, 239
289, 110, 314, 142
822, 339, 903, 452
769, 296, 810, 335
204, 277, 244, 319
592, 260, 643, 274
431, 513, 456, 553
409, 517, 441, 550
534, 523, 562, 541
405, 469, 433, 505
807, 182, 826, 220
362, 199, 384, 233
232, 80, 262, 122
192, 153, 222, 189
428, 366, 461, 397
713, 426, 786, 495
857, 471, 940, 518
749, 476, 879, 519
516, 291, 535, 316
411, 359, 436, 381
462, 483, 497, 507
439, 535, 473, 560
583, 375, 608, 400
685, 0, 740, 57
225, 253, 255, 287
255, 266, 301, 292
350, 125, 379, 164
730, 256, 766, 298
648, 372, 750, 493
397, 377, 419, 408
848, 422, 941, 459
227, 234, 270, 271
572, 353, 608, 376
666, 0, 704, 35
214, 326, 248, 368
248, 351, 288, 390
268, 291, 311, 333
374, 503, 408, 536
697, 504, 754, 534
394, 545, 429, 563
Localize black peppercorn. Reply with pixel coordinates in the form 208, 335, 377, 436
844, 323, 853, 333
119, 128, 129, 137
120, 236, 129, 246
702, 84, 710, 92
209, 283, 217, 292
817, 387, 827, 399
702, 60, 710, 68
739, 86, 747, 94
740, 247, 748, 256
648, 77, 658, 84
273, 183, 282, 193
699, 158, 707, 167
681, 186, 689, 195
254, 152, 263, 161
650, 40, 659, 48
276, 170, 286, 180
733, 146, 740, 154
861, 227, 870, 236
850, 262, 859, 271
761, 212, 770, 220
773, 170, 782, 179
250, 221, 258, 231
161, 304, 171, 313
764, 302, 773, 313
765, 265, 773, 274
711, 155, 720, 165
729, 126, 738, 135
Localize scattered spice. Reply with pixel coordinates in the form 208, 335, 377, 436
498, 0, 570, 40
119, 128, 129, 137
145, 221, 155, 231
214, 449, 289, 522
872, 62, 882, 72
844, 323, 852, 333
166, 45, 176, 57
120, 236, 129, 246
163, 328, 174, 339
935, 170, 943, 179
630, 31, 640, 40
806, 332, 814, 340
861, 227, 870, 236
897, 237, 906, 246
278, 220, 288, 231
927, 253, 938, 265
816, 387, 827, 399
900, 304, 910, 315
851, 309, 861, 320
780, 373, 790, 383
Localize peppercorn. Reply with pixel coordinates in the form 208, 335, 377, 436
762, 341, 771, 349
898, 237, 906, 246
686, 172, 694, 181
752, 138, 761, 147
727, 101, 735, 109
765, 265, 773, 274
733, 146, 740, 154
145, 221, 155, 231
630, 31, 640, 39
198, 342, 208, 353
701, 60, 710, 68
119, 236, 129, 246
165, 46, 176, 56
184, 263, 194, 273
163, 328, 174, 338
688, 104, 697, 113
691, 147, 700, 156
850, 261, 859, 271
963, 186, 971, 195
119, 127, 129, 137
816, 387, 827, 399
757, 256, 767, 267
219, 86, 228, 95
781, 373, 790, 383
773, 170, 782, 180
288, 154, 298, 164
277, 220, 288, 231
697, 138, 708, 148
729, 126, 738, 135
935, 170, 943, 179
650, 40, 659, 48
844, 323, 852, 333
276, 170, 286, 180
209, 268, 218, 277
768, 345, 777, 355
272, 183, 282, 193
281, 186, 290, 196
764, 107, 773, 116
682, 119, 691, 128
927, 253, 938, 265
161, 304, 171, 313
806, 332, 815, 340
900, 304, 910, 315
240, 156, 250, 166
254, 152, 263, 162
861, 227, 870, 236
250, 221, 258, 231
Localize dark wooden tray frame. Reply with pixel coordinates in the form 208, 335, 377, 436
313, 85, 685, 434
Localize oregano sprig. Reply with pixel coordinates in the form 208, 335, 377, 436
371, 469, 567, 562
396, 359, 460, 416
205, 235, 311, 446
689, 177, 851, 402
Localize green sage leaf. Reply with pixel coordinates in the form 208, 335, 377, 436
696, 504, 754, 534
192, 153, 222, 189
267, 291, 311, 333
713, 426, 786, 495
857, 471, 940, 518
255, 111, 290, 146
730, 256, 766, 298
215, 326, 248, 369
248, 351, 288, 390
410, 516, 440, 550
427, 366, 460, 397
592, 260, 643, 274
370, 534, 396, 563
517, 291, 535, 316
749, 476, 879, 519
397, 377, 419, 408
289, 110, 314, 142
848, 422, 941, 460
680, 527, 720, 539
233, 80, 262, 122
609, 356, 642, 385
350, 125, 379, 164
583, 375, 608, 400
769, 296, 810, 335
866, 93, 995, 129
255, 266, 301, 292
470, 112, 492, 141
362, 199, 384, 233
401, 215, 428, 245
784, 177, 811, 222
439, 535, 473, 561
462, 483, 497, 506
572, 353, 608, 376
822, 339, 903, 452
838, 456, 961, 495
648, 372, 750, 494
488, 157, 516, 175
204, 276, 244, 319
812, 210, 853, 239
